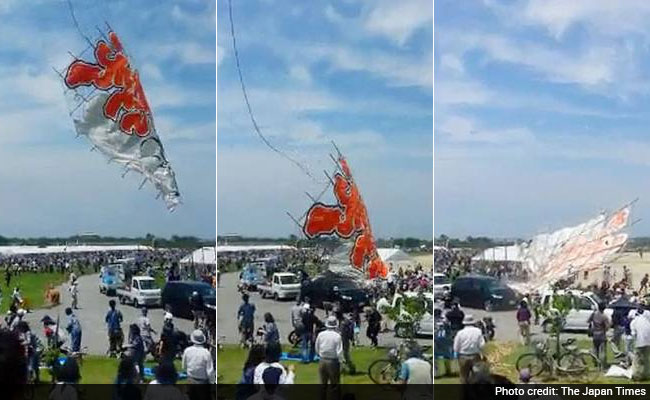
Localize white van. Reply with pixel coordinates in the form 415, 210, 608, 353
540, 289, 612, 332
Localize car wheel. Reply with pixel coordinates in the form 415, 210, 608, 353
542, 321, 553, 333
395, 324, 412, 338
134, 299, 139, 308
484, 300, 493, 312
119, 296, 126, 305
274, 293, 279, 301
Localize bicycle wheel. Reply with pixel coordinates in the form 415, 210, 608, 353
515, 353, 545, 377
368, 359, 398, 385
558, 352, 600, 381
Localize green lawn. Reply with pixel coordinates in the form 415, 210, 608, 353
41, 356, 184, 384
1, 271, 72, 313
435, 338, 649, 384
218, 344, 392, 384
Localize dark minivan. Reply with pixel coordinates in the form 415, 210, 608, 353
301, 271, 369, 312
451, 275, 518, 311
161, 281, 216, 320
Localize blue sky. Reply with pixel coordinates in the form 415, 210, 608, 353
435, 0, 650, 238
217, 0, 433, 239
0, 0, 215, 238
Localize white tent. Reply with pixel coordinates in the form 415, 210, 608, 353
377, 248, 415, 269
216, 245, 297, 253
0, 245, 151, 255
472, 245, 523, 262
180, 246, 216, 265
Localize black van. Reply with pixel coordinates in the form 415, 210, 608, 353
161, 281, 216, 319
450, 275, 519, 311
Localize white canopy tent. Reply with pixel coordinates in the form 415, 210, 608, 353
0, 245, 151, 256
216, 245, 297, 253
377, 248, 415, 270
472, 245, 523, 263
180, 246, 216, 265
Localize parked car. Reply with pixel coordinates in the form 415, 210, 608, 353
433, 273, 451, 299
116, 276, 161, 308
450, 275, 519, 311
301, 272, 369, 312
161, 281, 216, 320
258, 272, 301, 300
540, 289, 613, 332
391, 291, 434, 337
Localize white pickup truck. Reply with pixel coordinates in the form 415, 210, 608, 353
116, 276, 161, 308
258, 272, 301, 300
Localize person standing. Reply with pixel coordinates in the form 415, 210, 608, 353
237, 294, 255, 348
314, 316, 343, 400
516, 301, 531, 345
366, 306, 381, 347
69, 281, 79, 310
453, 315, 485, 384
65, 307, 82, 353
641, 274, 649, 295
105, 300, 124, 358
138, 308, 156, 355
126, 324, 145, 381
631, 308, 650, 381
189, 291, 205, 330
182, 330, 215, 384
445, 302, 465, 338
262, 313, 280, 346
301, 303, 316, 363
587, 302, 610, 368
337, 311, 356, 374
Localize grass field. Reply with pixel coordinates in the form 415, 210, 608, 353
435, 338, 649, 384
0, 271, 72, 313
217, 344, 394, 384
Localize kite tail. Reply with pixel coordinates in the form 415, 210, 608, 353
227, 0, 322, 184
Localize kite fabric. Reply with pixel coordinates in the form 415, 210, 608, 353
520, 205, 631, 290
302, 155, 388, 279
63, 30, 180, 210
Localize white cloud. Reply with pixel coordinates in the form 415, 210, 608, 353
360, 0, 432, 45
289, 65, 312, 85
438, 115, 535, 145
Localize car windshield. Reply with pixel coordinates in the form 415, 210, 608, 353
434, 275, 450, 285
199, 286, 216, 298
138, 280, 157, 290
279, 275, 298, 284
487, 281, 509, 291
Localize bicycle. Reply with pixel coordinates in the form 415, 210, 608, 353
367, 341, 432, 388
515, 337, 600, 381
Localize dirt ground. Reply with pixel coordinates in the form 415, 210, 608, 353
574, 251, 650, 289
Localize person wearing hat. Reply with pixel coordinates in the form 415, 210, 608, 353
160, 312, 177, 363
182, 329, 215, 384
314, 315, 343, 400
453, 315, 485, 384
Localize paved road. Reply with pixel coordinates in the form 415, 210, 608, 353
450, 305, 588, 344
22, 273, 194, 355
217, 272, 432, 347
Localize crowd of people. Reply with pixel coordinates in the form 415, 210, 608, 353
234, 306, 431, 400
1, 295, 214, 386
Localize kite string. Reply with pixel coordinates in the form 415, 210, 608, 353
227, 0, 322, 184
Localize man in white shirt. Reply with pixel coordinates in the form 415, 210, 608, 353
315, 316, 343, 400
631, 308, 650, 381
182, 330, 215, 384
453, 315, 485, 384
